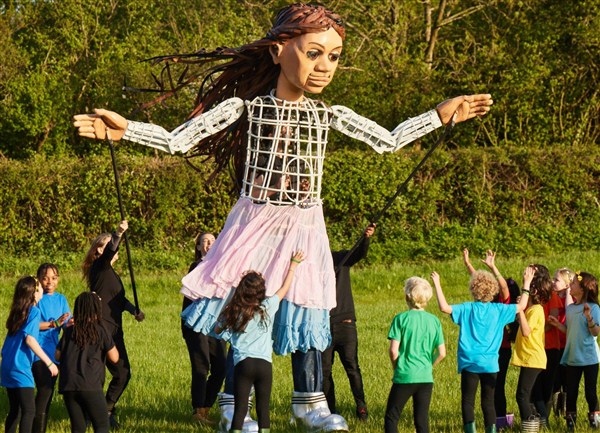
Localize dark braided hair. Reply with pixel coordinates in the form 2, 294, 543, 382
218, 271, 267, 333
6, 276, 38, 335
72, 292, 102, 348
139, 3, 345, 188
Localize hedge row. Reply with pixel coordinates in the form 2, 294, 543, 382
1, 144, 598, 266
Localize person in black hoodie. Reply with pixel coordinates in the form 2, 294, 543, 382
82, 220, 145, 429
322, 224, 375, 421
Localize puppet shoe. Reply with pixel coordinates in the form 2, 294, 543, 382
218, 393, 258, 433
291, 391, 348, 432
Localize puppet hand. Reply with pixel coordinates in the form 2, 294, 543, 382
436, 94, 493, 125
134, 310, 145, 322
73, 109, 127, 141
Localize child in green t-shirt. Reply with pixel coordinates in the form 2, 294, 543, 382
384, 276, 446, 433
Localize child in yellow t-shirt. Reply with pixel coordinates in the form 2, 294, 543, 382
511, 264, 553, 432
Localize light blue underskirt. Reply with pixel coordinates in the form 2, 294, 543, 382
181, 297, 331, 355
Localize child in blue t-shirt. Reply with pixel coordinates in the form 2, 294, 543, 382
1, 276, 59, 433
385, 276, 445, 433
32, 263, 71, 433
215, 251, 305, 433
432, 267, 534, 433
548, 270, 600, 430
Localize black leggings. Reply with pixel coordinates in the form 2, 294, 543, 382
565, 363, 599, 413
231, 358, 272, 430
516, 367, 542, 420
32, 360, 57, 417
105, 329, 130, 411
63, 390, 109, 433
384, 383, 433, 433
461, 370, 497, 428
495, 347, 512, 416
5, 387, 35, 433
182, 325, 227, 409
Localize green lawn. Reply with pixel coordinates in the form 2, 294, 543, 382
1, 249, 599, 432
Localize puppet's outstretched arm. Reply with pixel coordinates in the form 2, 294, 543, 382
74, 98, 245, 154
330, 94, 492, 153
330, 105, 442, 154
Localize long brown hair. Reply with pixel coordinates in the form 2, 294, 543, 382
529, 264, 553, 305
218, 271, 268, 332
575, 271, 599, 305
6, 276, 38, 335
81, 233, 111, 285
142, 3, 345, 188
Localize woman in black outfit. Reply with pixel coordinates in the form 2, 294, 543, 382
182, 232, 227, 424
81, 220, 145, 428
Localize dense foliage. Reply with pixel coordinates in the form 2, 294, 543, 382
1, 144, 598, 262
0, 1, 598, 259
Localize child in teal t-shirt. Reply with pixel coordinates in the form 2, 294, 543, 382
384, 276, 445, 433
433, 268, 533, 433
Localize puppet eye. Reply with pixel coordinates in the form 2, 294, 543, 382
329, 52, 341, 62
306, 50, 320, 60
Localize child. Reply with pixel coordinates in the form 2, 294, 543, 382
216, 251, 305, 433
432, 267, 533, 433
82, 219, 145, 428
56, 292, 119, 433
384, 276, 446, 433
32, 263, 71, 433
1, 276, 59, 433
510, 264, 552, 432
548, 271, 600, 430
531, 267, 572, 424
463, 249, 517, 430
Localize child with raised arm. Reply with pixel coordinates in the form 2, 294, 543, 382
510, 265, 552, 432
463, 249, 516, 429
1, 276, 59, 433
548, 271, 600, 430
432, 266, 534, 433
531, 267, 572, 426
384, 276, 445, 433
216, 251, 305, 433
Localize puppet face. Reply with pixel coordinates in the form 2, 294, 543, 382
271, 27, 343, 101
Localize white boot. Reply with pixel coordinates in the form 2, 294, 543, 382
217, 392, 258, 433
291, 391, 349, 432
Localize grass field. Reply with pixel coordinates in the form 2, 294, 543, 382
1, 249, 599, 432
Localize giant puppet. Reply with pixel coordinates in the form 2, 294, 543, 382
74, 3, 493, 432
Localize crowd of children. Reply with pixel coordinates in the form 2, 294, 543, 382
1, 233, 599, 433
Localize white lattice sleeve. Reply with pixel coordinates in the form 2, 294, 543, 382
330, 105, 443, 154
122, 98, 245, 154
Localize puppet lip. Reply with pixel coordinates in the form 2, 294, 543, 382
307, 75, 330, 85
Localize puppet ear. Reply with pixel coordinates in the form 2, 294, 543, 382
269, 43, 284, 65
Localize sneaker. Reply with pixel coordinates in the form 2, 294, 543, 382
356, 406, 368, 421
108, 411, 120, 430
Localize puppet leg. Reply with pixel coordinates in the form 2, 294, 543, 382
218, 349, 258, 433
290, 349, 349, 432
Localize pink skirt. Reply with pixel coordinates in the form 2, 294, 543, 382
180, 197, 336, 310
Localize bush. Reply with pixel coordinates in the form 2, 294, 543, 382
0, 143, 598, 267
